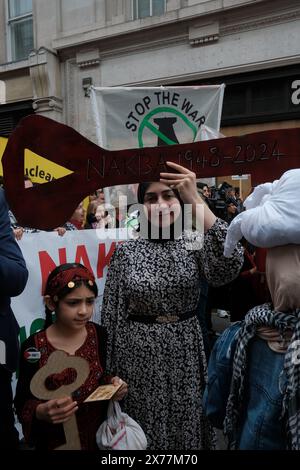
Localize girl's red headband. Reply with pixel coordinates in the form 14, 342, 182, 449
44, 266, 95, 299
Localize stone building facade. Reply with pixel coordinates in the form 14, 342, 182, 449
1, 0, 300, 191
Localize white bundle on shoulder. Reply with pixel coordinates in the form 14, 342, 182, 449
224, 169, 300, 257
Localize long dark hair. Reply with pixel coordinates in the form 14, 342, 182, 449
44, 263, 98, 328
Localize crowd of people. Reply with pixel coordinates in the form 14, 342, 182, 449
197, 181, 244, 224
0, 163, 298, 452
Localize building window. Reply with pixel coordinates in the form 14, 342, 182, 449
0, 101, 33, 137
221, 74, 300, 126
175, 64, 300, 127
7, 0, 33, 61
133, 0, 165, 20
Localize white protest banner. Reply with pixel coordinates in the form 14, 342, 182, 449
90, 85, 224, 204
11, 229, 126, 346
90, 85, 225, 150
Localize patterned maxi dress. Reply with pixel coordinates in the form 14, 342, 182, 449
101, 219, 243, 450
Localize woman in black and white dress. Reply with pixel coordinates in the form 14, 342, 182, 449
101, 162, 243, 450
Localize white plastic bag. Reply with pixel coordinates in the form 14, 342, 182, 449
224, 169, 300, 257
96, 400, 147, 450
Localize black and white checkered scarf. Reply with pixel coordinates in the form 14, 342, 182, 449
224, 302, 300, 449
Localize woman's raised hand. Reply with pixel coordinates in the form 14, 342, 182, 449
160, 161, 200, 205
160, 161, 217, 231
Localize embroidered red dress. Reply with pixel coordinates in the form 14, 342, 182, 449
15, 322, 108, 450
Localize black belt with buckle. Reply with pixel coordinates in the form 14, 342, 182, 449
127, 310, 196, 324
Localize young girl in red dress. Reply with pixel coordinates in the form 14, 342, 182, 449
15, 263, 127, 450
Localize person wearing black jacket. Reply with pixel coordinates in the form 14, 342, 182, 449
0, 188, 28, 449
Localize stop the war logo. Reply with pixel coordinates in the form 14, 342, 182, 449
125, 91, 206, 148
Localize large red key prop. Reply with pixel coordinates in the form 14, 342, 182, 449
2, 114, 300, 230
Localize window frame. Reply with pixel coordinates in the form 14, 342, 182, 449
132, 0, 166, 20
6, 0, 33, 62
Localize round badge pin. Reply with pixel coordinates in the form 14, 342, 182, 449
24, 347, 41, 363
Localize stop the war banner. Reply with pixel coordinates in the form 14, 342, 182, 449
11, 229, 126, 346
90, 85, 225, 150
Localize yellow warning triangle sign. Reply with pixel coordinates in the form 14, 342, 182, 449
0, 137, 73, 183
0, 137, 7, 176
24, 148, 73, 183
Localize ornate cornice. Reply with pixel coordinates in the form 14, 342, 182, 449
189, 21, 219, 46
77, 59, 100, 69
32, 96, 63, 113
76, 49, 101, 69
221, 9, 300, 36
98, 33, 187, 59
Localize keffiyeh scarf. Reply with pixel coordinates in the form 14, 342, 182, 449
224, 303, 300, 450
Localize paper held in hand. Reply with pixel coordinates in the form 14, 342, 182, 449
84, 383, 122, 402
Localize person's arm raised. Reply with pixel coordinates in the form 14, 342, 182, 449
160, 161, 216, 232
